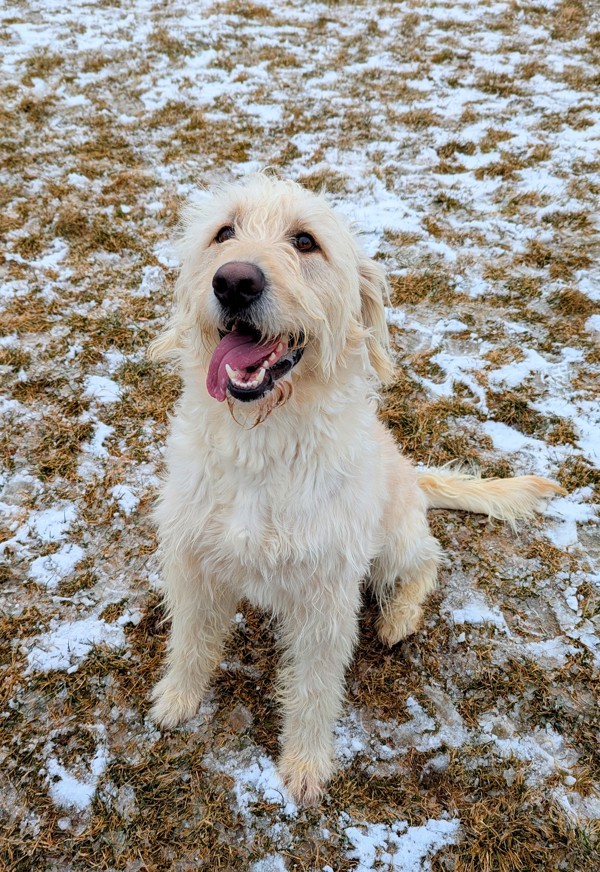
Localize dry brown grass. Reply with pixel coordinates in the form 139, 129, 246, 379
389, 270, 460, 306
1, 0, 599, 868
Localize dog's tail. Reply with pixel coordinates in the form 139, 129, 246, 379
417, 469, 565, 523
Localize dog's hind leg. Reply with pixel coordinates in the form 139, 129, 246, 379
375, 550, 441, 646
370, 481, 444, 646
150, 550, 238, 729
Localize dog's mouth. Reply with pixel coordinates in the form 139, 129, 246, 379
206, 321, 305, 403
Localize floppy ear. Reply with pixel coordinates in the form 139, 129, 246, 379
147, 277, 192, 362
148, 206, 205, 362
358, 255, 395, 384
147, 322, 183, 361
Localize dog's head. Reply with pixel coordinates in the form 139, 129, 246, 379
150, 174, 394, 412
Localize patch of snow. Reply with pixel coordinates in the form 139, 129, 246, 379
45, 726, 108, 811
26, 610, 139, 674
576, 275, 600, 302
554, 788, 600, 824
425, 350, 490, 409
544, 489, 597, 549
103, 348, 127, 370
67, 172, 90, 188
84, 421, 114, 458
449, 595, 510, 634
434, 318, 470, 334
31, 239, 69, 270
585, 314, 600, 333
0, 470, 42, 505
29, 542, 85, 588
481, 421, 568, 477
335, 709, 368, 764
136, 264, 164, 297
29, 505, 77, 543
385, 306, 407, 328
375, 694, 467, 757
565, 620, 600, 666
533, 396, 600, 465
84, 375, 122, 403
545, 521, 578, 550
205, 743, 297, 818
492, 346, 581, 387
153, 241, 179, 268
343, 816, 460, 872
524, 637, 578, 667
110, 484, 140, 516
478, 719, 580, 785
245, 103, 283, 123
249, 854, 288, 872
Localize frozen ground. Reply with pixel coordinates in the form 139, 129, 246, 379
0, 0, 599, 869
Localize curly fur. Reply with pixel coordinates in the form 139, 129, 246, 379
148, 174, 564, 803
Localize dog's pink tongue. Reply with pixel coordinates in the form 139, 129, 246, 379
207, 332, 284, 401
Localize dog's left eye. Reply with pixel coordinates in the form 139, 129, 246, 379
293, 233, 318, 253
215, 226, 235, 243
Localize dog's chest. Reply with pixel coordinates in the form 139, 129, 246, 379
222, 484, 272, 552
207, 457, 378, 585
214, 467, 330, 563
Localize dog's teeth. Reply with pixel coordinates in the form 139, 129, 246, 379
262, 347, 282, 369
226, 362, 268, 392
226, 364, 245, 388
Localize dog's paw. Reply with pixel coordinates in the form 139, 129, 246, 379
377, 604, 422, 647
149, 676, 201, 729
278, 753, 332, 805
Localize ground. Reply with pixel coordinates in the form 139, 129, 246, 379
0, 0, 599, 869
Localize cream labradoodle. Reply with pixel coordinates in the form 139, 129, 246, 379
148, 174, 563, 803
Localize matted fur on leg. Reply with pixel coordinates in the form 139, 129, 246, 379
147, 173, 564, 803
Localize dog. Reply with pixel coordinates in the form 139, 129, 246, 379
147, 173, 563, 803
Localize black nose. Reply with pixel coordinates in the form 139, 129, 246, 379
212, 261, 265, 312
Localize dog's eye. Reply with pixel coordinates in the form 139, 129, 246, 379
215, 225, 235, 243
293, 233, 318, 253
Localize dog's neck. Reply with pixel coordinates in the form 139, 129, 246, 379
178, 362, 379, 474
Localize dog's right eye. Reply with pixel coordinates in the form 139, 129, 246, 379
215, 226, 235, 243
293, 233, 318, 253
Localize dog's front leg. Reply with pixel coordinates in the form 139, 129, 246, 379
150, 559, 238, 729
276, 581, 361, 804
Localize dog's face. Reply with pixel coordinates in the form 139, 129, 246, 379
151, 175, 393, 412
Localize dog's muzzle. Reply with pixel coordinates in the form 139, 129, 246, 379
206, 321, 305, 403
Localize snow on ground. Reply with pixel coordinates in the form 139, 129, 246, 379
45, 725, 109, 812
343, 816, 460, 872
25, 609, 141, 674
1, 0, 599, 869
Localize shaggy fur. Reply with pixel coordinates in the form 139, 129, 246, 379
148, 174, 564, 803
